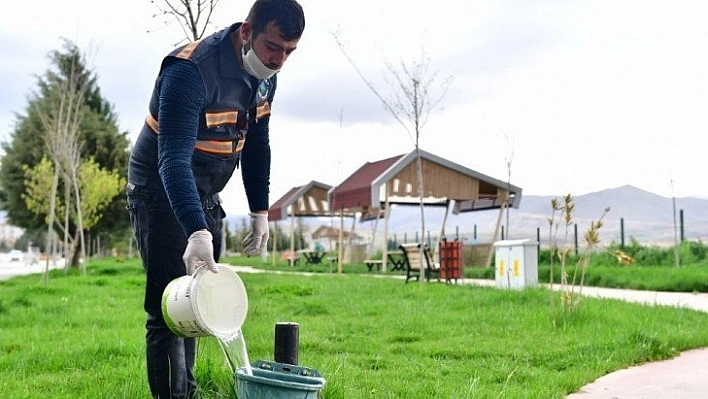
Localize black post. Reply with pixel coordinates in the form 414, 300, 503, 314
574, 223, 578, 256
536, 227, 541, 253
620, 218, 625, 249
680, 209, 685, 242
473, 224, 477, 241
501, 225, 505, 240
274, 322, 299, 365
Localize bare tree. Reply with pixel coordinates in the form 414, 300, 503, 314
150, 0, 221, 42
33, 43, 91, 280
501, 132, 515, 236
484, 132, 515, 269
334, 33, 452, 284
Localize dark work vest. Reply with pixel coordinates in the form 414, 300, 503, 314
148, 22, 276, 154
133, 22, 276, 197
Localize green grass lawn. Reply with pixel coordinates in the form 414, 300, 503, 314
2, 257, 708, 398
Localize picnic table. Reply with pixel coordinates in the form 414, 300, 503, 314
363, 251, 406, 272
298, 250, 325, 265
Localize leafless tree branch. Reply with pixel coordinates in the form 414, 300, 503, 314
150, 0, 221, 42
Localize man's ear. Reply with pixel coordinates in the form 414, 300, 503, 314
240, 21, 252, 42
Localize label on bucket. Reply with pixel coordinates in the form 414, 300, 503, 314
162, 265, 248, 338
162, 276, 210, 337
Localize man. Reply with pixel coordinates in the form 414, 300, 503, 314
126, 1, 305, 397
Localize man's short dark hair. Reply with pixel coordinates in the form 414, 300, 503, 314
247, 0, 305, 41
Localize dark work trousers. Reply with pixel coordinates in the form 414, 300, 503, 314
127, 185, 224, 399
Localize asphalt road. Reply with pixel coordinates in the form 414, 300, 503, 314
0, 258, 66, 281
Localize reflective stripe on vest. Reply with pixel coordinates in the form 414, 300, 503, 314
144, 114, 241, 155
175, 41, 202, 60
255, 101, 271, 121
206, 110, 238, 127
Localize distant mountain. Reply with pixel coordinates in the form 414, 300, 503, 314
226, 185, 708, 246
502, 185, 708, 245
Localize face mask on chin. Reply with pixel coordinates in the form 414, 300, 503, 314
242, 41, 279, 80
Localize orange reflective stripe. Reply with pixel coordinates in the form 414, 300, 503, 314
233, 138, 245, 153
145, 114, 159, 133
194, 138, 247, 154
146, 114, 244, 154
205, 111, 238, 127
175, 41, 201, 59
255, 101, 271, 121
194, 138, 245, 154
195, 141, 232, 154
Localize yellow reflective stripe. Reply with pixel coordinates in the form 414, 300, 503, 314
175, 41, 201, 59
205, 111, 238, 127
146, 114, 159, 133
255, 101, 271, 121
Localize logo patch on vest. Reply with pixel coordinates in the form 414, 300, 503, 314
257, 80, 271, 102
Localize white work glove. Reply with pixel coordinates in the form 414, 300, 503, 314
243, 212, 269, 257
183, 229, 218, 275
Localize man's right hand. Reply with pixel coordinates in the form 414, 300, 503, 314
183, 229, 218, 275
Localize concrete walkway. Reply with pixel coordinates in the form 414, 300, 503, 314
566, 347, 708, 398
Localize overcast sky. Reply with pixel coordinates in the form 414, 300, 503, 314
2, 0, 708, 215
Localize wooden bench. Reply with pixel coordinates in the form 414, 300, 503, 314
399, 243, 440, 283
363, 259, 383, 272
281, 251, 299, 266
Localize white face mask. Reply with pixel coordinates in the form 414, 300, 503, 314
242, 42, 279, 80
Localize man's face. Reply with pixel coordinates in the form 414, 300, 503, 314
242, 21, 300, 71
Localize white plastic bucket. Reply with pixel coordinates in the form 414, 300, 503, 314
162, 264, 248, 338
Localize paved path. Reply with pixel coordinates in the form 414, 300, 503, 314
566, 347, 708, 398
463, 278, 708, 313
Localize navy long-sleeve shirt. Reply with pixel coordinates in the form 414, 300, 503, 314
158, 60, 209, 234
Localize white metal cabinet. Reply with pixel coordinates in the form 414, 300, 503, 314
493, 239, 538, 289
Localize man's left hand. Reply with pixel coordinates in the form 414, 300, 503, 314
243, 212, 269, 257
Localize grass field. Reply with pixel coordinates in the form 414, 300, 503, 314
2, 257, 708, 398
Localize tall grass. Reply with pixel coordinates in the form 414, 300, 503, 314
2, 259, 708, 398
